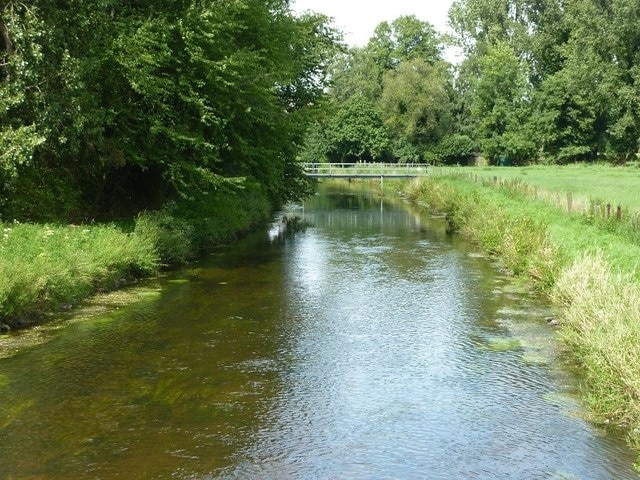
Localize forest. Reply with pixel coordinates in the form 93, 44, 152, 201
302, 0, 640, 169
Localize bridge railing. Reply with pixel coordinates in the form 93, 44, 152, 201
301, 162, 430, 176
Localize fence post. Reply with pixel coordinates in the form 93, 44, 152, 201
567, 192, 573, 213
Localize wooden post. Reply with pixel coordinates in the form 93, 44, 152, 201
606, 203, 611, 218
567, 192, 573, 212
616, 205, 622, 221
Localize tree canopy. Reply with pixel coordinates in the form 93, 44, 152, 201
0, 1, 339, 221
301, 1, 640, 167
5, 0, 640, 221
299, 15, 453, 164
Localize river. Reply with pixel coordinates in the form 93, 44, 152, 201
0, 182, 638, 479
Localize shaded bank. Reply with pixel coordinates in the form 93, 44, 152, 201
395, 174, 640, 462
0, 182, 271, 330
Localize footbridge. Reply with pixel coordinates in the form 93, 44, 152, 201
301, 163, 429, 179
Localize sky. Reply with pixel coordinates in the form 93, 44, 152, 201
290, 0, 456, 48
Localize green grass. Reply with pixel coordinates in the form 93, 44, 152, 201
0, 181, 271, 329
463, 164, 640, 212
0, 222, 158, 325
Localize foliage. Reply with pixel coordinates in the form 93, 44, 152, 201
389, 138, 424, 164
379, 59, 453, 148
324, 95, 390, 162
367, 15, 444, 70
316, 15, 452, 163
448, 0, 640, 164
0, 1, 339, 220
432, 134, 476, 165
468, 41, 534, 163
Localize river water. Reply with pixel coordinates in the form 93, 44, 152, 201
0, 183, 639, 479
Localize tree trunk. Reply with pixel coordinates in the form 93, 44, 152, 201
0, 16, 13, 80
0, 16, 14, 55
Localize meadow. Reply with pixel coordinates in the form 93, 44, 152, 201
467, 164, 640, 213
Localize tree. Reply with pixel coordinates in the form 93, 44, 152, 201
368, 15, 443, 69
469, 41, 535, 162
328, 47, 384, 103
325, 95, 390, 162
0, 1, 340, 220
379, 58, 453, 151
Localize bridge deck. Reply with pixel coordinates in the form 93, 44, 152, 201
301, 163, 429, 179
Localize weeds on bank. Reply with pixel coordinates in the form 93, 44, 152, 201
0, 182, 271, 329
0, 223, 158, 324
552, 254, 640, 456
404, 177, 563, 291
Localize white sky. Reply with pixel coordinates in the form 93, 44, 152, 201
291, 0, 456, 47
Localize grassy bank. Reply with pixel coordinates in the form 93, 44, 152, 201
452, 164, 640, 229
396, 171, 640, 457
0, 181, 271, 330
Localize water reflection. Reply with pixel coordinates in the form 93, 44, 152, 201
0, 183, 638, 479
220, 185, 639, 479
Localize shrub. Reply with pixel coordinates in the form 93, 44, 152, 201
134, 206, 195, 265
432, 134, 476, 166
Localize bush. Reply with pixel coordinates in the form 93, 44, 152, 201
134, 206, 195, 265
390, 138, 423, 164
432, 134, 476, 165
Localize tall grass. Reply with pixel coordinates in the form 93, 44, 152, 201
401, 174, 640, 455
0, 223, 158, 325
0, 181, 271, 329
553, 255, 640, 437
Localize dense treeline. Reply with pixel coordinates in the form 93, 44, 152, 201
0, 1, 338, 222
302, 0, 640, 167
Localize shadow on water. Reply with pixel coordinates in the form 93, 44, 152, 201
0, 181, 639, 479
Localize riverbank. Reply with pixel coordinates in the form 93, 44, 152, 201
393, 172, 640, 460
0, 181, 271, 330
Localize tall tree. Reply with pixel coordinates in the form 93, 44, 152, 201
324, 95, 390, 162
379, 58, 453, 150
468, 41, 535, 162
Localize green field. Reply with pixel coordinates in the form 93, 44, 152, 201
464, 164, 640, 211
